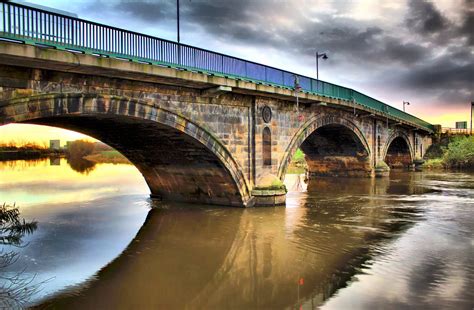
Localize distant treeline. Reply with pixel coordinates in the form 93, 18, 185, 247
0, 142, 61, 161
0, 140, 129, 164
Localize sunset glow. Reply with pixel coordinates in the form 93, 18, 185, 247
0, 124, 97, 146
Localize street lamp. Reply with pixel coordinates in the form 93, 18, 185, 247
316, 51, 328, 80
403, 101, 410, 112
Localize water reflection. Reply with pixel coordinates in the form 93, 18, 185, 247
1, 159, 473, 309
38, 174, 439, 309
66, 157, 96, 175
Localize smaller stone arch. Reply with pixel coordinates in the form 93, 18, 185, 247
278, 115, 372, 180
383, 131, 415, 168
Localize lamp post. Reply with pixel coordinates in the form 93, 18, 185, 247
316, 51, 328, 80
403, 101, 410, 112
177, 0, 180, 43
470, 101, 473, 135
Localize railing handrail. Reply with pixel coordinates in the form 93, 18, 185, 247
0, 1, 433, 131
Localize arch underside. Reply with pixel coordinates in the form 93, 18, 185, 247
385, 136, 413, 168
0, 94, 248, 206
29, 115, 244, 206
300, 124, 372, 177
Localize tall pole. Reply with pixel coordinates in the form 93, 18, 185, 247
471, 101, 473, 135
316, 51, 319, 80
177, 0, 181, 65
177, 0, 180, 43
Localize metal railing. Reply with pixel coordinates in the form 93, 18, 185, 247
441, 128, 473, 135
0, 1, 433, 131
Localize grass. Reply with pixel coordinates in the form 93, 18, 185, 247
84, 150, 130, 164
422, 158, 445, 169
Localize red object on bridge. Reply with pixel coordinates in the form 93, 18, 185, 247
299, 278, 304, 285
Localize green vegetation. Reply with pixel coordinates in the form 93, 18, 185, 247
287, 148, 307, 172
375, 161, 389, 169
292, 149, 306, 166
84, 150, 130, 164
423, 136, 474, 170
254, 179, 286, 191
442, 136, 474, 168
422, 158, 444, 169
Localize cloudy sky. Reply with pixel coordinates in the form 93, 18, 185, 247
2, 0, 473, 143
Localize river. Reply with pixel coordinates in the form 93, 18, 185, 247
0, 158, 473, 309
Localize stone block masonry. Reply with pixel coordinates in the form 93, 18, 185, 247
0, 42, 432, 207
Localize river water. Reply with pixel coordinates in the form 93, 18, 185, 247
0, 158, 473, 309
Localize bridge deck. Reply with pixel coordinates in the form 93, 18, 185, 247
0, 1, 432, 132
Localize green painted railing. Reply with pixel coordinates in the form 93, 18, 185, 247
0, 1, 433, 131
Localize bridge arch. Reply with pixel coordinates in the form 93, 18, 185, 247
383, 131, 414, 168
278, 115, 372, 180
0, 93, 250, 206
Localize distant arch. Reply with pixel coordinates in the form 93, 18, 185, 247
278, 115, 372, 180
383, 131, 414, 168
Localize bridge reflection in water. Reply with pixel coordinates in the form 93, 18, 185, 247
38, 173, 430, 309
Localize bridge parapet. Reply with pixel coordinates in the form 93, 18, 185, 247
0, 1, 433, 132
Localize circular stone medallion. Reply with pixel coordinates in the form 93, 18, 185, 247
262, 106, 272, 123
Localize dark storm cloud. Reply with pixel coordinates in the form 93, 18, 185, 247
114, 0, 175, 21
406, 0, 448, 35
108, 0, 472, 106
402, 56, 474, 90
458, 0, 474, 45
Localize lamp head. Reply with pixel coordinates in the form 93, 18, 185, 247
322, 54, 328, 60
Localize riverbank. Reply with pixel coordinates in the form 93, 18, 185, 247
84, 150, 130, 164
0, 147, 62, 161
423, 135, 474, 170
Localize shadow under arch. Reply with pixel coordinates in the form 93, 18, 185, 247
0, 93, 250, 206
279, 115, 372, 180
383, 131, 414, 168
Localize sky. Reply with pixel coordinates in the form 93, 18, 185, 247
1, 0, 473, 144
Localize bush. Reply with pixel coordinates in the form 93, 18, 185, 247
67, 140, 95, 159
291, 148, 306, 167
443, 136, 474, 169
422, 158, 445, 169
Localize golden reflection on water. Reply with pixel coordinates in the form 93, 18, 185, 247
0, 158, 148, 208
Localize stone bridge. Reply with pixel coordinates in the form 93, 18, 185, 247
0, 42, 432, 207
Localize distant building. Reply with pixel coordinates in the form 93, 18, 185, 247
49, 140, 60, 150
455, 121, 467, 129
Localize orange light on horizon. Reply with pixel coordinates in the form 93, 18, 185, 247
0, 124, 97, 147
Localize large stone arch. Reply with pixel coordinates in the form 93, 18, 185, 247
383, 130, 415, 168
0, 93, 250, 206
278, 115, 372, 180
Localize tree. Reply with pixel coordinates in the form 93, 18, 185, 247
67, 140, 95, 159
0, 203, 39, 308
